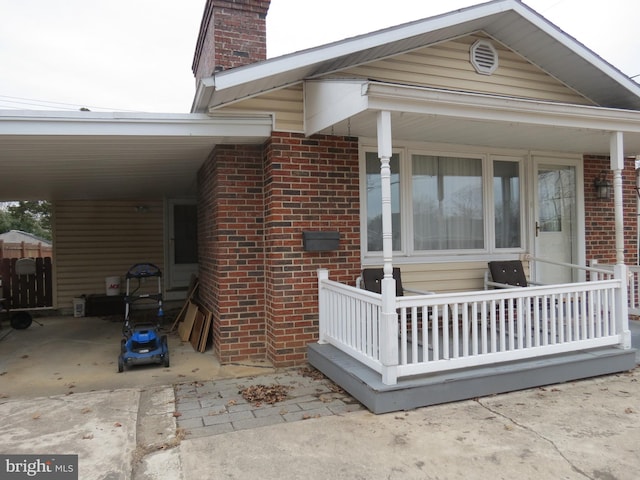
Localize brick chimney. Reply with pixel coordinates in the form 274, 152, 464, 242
192, 0, 271, 82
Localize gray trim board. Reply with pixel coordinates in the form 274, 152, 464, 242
308, 343, 637, 414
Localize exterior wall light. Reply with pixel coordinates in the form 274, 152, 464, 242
593, 171, 611, 199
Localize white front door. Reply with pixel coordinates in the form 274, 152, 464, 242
533, 160, 581, 284
166, 199, 198, 290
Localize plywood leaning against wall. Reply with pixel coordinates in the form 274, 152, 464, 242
171, 278, 211, 353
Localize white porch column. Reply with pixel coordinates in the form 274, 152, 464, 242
317, 268, 329, 344
377, 110, 398, 385
610, 131, 631, 348
610, 131, 625, 265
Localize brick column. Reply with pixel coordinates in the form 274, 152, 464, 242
263, 133, 361, 365
198, 144, 266, 363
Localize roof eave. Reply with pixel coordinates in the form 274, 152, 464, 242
192, 0, 640, 112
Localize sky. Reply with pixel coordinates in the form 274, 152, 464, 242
1, 0, 639, 114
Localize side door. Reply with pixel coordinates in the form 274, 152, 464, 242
166, 199, 198, 290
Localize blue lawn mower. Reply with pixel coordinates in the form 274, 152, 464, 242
118, 263, 169, 372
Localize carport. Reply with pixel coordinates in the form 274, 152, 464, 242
0, 109, 272, 302
0, 109, 273, 390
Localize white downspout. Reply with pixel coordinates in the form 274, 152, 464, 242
377, 110, 398, 385
610, 132, 631, 349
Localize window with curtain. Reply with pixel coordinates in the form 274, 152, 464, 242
365, 152, 401, 251
412, 155, 484, 250
493, 160, 521, 248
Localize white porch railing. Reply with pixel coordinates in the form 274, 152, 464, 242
317, 263, 632, 386
590, 260, 640, 316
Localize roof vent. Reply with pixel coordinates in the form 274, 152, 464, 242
470, 40, 498, 75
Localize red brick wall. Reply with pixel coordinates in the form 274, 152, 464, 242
192, 0, 270, 80
197, 144, 267, 363
197, 135, 361, 366
584, 155, 638, 265
263, 133, 361, 365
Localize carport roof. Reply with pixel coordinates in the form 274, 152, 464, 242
0, 111, 272, 201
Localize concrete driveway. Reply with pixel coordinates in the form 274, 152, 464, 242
1, 317, 639, 479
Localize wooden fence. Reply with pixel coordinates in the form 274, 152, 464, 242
0, 257, 53, 309
0, 240, 52, 260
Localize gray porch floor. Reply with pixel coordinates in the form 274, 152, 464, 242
308, 320, 640, 414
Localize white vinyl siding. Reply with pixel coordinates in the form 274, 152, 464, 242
343, 35, 593, 106
53, 200, 164, 311
215, 85, 304, 132
216, 34, 593, 133
364, 261, 488, 293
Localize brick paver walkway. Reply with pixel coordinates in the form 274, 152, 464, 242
174, 367, 364, 438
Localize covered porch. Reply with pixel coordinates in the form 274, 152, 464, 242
305, 92, 640, 412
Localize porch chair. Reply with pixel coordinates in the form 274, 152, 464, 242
360, 268, 433, 296
360, 268, 465, 349
485, 260, 556, 339
484, 260, 542, 289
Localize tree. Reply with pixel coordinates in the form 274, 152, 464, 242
0, 201, 52, 240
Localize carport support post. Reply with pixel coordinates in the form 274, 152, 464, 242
377, 110, 398, 385
610, 131, 631, 348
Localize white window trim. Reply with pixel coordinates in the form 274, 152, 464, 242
360, 141, 533, 264
407, 148, 488, 256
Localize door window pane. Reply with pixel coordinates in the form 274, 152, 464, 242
538, 167, 574, 233
493, 161, 521, 248
412, 155, 483, 250
365, 152, 401, 251
173, 204, 198, 264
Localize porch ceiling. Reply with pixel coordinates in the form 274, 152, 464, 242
306, 80, 640, 156
325, 112, 640, 156
0, 111, 272, 201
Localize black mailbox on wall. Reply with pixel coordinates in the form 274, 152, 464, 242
302, 231, 340, 251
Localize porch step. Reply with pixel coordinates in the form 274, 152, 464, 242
307, 343, 637, 414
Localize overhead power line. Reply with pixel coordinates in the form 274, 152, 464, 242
0, 94, 139, 112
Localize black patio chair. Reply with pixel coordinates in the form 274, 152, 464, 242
485, 260, 541, 289
361, 268, 433, 296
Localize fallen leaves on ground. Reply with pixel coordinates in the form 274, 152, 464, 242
327, 383, 345, 394
302, 413, 321, 420
299, 366, 326, 380
240, 384, 291, 406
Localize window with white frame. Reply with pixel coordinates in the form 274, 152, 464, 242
363, 148, 523, 256
412, 154, 484, 251
365, 152, 401, 251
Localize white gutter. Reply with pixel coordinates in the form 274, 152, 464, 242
0, 111, 273, 137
